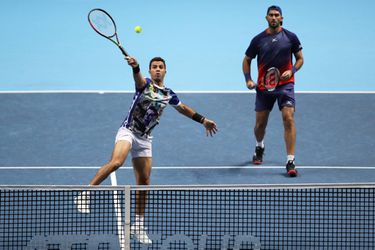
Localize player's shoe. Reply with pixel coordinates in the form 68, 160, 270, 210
286, 160, 298, 177
74, 191, 90, 213
252, 146, 265, 165
131, 224, 152, 244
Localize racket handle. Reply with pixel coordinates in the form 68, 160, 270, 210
118, 45, 129, 56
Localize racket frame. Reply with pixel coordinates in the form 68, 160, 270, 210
263, 67, 280, 91
88, 8, 129, 56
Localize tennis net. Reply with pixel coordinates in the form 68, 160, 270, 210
0, 183, 374, 249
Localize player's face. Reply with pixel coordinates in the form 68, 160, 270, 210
149, 61, 166, 84
266, 10, 283, 28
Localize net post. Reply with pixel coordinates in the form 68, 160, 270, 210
110, 172, 126, 249
123, 185, 131, 250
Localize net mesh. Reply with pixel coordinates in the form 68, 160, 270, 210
1, 184, 374, 249
0, 188, 125, 249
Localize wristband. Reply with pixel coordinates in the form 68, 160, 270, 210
132, 65, 140, 74
292, 66, 297, 74
244, 73, 252, 82
192, 113, 205, 123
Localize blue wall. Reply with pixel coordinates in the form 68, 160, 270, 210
1, 0, 374, 91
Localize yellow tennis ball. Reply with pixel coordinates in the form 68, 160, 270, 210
134, 26, 142, 33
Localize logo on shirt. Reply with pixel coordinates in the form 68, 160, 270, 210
272, 38, 278, 43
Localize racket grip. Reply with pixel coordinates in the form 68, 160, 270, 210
119, 45, 129, 56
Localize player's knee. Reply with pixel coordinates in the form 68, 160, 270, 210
109, 159, 124, 171
137, 172, 151, 185
283, 116, 295, 129
137, 175, 151, 185
255, 121, 267, 131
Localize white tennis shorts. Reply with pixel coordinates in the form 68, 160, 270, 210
115, 127, 152, 158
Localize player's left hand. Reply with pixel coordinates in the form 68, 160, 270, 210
281, 70, 293, 80
203, 119, 218, 137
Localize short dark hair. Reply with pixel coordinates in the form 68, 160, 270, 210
149, 57, 166, 69
267, 5, 282, 16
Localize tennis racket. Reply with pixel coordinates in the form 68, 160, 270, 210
88, 8, 129, 56
263, 67, 280, 91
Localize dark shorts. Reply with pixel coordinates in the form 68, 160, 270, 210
255, 83, 295, 112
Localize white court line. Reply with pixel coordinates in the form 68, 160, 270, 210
0, 90, 375, 94
0, 166, 375, 170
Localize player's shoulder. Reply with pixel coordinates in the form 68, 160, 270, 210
249, 30, 268, 46
282, 28, 298, 38
145, 78, 152, 84
252, 30, 268, 40
135, 77, 151, 92
164, 86, 177, 95
164, 86, 180, 106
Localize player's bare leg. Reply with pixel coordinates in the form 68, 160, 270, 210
253, 111, 270, 164
282, 106, 297, 176
75, 141, 131, 213
90, 140, 131, 185
254, 111, 270, 142
131, 157, 152, 244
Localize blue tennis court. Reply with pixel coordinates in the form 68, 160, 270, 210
1, 92, 374, 185
1, 92, 374, 249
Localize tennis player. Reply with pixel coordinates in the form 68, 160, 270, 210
242, 5, 304, 176
75, 56, 217, 244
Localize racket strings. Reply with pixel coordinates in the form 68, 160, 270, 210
264, 68, 280, 90
89, 10, 116, 38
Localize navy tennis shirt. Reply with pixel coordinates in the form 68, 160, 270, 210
245, 28, 302, 89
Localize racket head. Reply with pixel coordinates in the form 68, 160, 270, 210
88, 8, 117, 38
264, 67, 280, 91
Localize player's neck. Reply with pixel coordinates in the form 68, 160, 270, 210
267, 26, 282, 34
152, 80, 164, 88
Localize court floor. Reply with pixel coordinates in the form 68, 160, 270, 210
0, 92, 374, 185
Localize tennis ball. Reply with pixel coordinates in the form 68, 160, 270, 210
134, 26, 142, 33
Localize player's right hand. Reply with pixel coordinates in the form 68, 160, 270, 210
246, 80, 257, 90
125, 56, 139, 68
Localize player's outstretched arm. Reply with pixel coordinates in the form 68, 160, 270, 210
125, 56, 147, 89
175, 103, 218, 137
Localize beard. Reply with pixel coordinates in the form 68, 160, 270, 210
269, 21, 281, 28
152, 77, 163, 85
